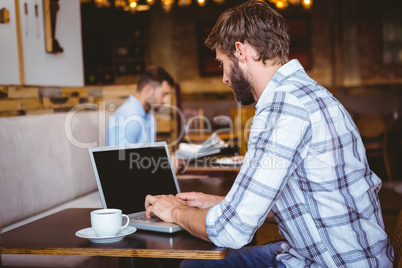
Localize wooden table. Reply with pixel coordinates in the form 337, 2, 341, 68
1, 208, 229, 263
1, 207, 229, 259
1, 177, 235, 266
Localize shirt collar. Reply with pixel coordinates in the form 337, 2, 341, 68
256, 59, 304, 109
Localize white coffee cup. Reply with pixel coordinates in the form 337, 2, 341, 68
90, 208, 130, 237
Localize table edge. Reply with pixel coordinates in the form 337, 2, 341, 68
1, 247, 231, 259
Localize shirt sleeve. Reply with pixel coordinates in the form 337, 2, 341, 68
205, 91, 312, 249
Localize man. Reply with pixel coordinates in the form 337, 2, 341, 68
106, 65, 174, 147
145, 1, 394, 267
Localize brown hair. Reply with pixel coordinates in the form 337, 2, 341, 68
137, 65, 175, 92
204, 0, 290, 65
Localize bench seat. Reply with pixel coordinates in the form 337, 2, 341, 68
0, 111, 113, 267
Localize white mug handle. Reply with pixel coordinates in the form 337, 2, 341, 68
121, 214, 130, 230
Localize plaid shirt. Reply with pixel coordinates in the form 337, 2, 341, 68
206, 60, 394, 267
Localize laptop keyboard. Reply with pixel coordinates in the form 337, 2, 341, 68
132, 214, 162, 222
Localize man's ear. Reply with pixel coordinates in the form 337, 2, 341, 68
234, 42, 246, 62
143, 84, 154, 97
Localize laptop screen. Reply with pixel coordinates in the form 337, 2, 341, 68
91, 144, 179, 215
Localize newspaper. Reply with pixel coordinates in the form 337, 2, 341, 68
175, 134, 228, 160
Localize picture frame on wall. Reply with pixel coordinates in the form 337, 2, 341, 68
132, 61, 146, 75
115, 62, 130, 76
101, 69, 114, 84
114, 44, 131, 59
85, 70, 99, 85
131, 26, 144, 40
132, 44, 145, 59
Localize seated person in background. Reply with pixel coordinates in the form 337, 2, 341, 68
144, 1, 394, 267
106, 65, 184, 173
106, 65, 175, 147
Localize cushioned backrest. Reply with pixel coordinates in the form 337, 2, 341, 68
0, 111, 106, 227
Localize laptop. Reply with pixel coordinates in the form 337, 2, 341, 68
88, 142, 183, 233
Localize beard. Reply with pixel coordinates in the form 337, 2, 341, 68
148, 103, 162, 113
229, 59, 255, 105
149, 104, 161, 112
146, 91, 161, 112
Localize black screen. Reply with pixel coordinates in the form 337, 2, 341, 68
93, 146, 179, 215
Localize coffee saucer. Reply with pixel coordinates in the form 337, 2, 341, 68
75, 226, 137, 243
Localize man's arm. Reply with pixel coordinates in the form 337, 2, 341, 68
176, 192, 225, 209
173, 203, 211, 242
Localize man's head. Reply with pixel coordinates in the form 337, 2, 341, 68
205, 0, 290, 105
205, 0, 289, 65
136, 66, 175, 112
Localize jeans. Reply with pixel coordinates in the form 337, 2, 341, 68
180, 241, 286, 268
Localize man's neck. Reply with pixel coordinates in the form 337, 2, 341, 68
251, 61, 282, 102
133, 92, 149, 113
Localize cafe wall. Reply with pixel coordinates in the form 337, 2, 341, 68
145, 0, 402, 120
0, 0, 84, 87
0, 0, 401, 120
145, 0, 401, 91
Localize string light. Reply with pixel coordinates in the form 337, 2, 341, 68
92, 0, 311, 14
266, 0, 312, 10
301, 0, 313, 9
92, 0, 224, 12
161, 0, 174, 12
275, 0, 289, 9
197, 0, 206, 7
177, 0, 191, 6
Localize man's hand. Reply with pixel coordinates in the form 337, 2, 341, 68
145, 194, 186, 223
145, 193, 211, 243
176, 192, 224, 209
170, 155, 187, 174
